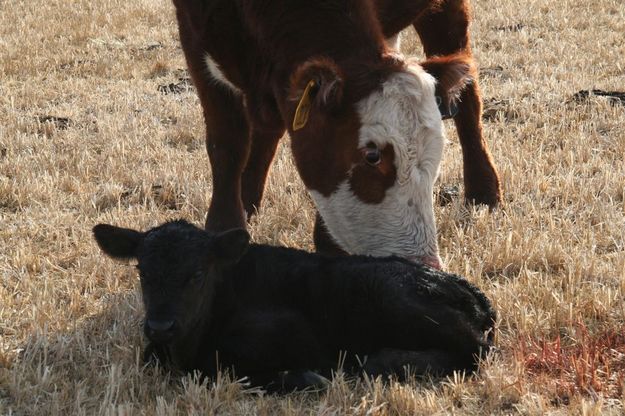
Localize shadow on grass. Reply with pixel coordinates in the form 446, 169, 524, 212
2, 289, 494, 414
2, 291, 249, 414
1, 290, 356, 414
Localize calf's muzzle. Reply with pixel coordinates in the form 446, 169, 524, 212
145, 319, 175, 344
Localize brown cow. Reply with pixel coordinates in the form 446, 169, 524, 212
172, 0, 501, 268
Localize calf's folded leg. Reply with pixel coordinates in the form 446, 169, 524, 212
361, 348, 479, 380
218, 309, 327, 391
245, 370, 330, 394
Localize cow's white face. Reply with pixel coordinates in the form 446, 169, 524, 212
309, 65, 445, 267
288, 54, 473, 268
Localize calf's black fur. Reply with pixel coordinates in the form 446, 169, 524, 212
93, 220, 496, 392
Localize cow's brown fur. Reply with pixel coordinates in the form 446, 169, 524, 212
172, 0, 501, 252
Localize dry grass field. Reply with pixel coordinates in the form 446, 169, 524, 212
1, 0, 624, 414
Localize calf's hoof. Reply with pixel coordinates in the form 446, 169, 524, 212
267, 370, 330, 394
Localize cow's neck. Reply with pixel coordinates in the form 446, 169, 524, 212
241, 0, 384, 61
246, 0, 389, 109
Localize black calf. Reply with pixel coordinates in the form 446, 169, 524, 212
93, 220, 496, 391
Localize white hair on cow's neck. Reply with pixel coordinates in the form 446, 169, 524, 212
310, 63, 444, 262
204, 53, 242, 94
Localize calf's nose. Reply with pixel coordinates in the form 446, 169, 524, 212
146, 319, 176, 343
146, 319, 175, 343
147, 319, 175, 332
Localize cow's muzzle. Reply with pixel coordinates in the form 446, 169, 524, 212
421, 255, 443, 270
407, 255, 443, 270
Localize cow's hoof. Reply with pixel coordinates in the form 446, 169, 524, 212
464, 188, 502, 210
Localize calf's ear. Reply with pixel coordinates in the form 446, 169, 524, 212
419, 53, 475, 119
92, 224, 143, 259
289, 56, 344, 131
213, 228, 250, 264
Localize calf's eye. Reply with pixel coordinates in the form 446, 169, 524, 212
362, 144, 381, 166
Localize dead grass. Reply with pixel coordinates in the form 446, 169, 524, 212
516, 322, 625, 402
1, 0, 624, 414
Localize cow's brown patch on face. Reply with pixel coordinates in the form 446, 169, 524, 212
288, 55, 406, 199
291, 109, 361, 196
348, 144, 396, 204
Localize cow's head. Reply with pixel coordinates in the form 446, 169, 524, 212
287, 53, 474, 269
92, 221, 249, 347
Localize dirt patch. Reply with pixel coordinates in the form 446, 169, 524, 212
572, 90, 625, 107
37, 115, 72, 130
494, 22, 526, 32
480, 65, 511, 80
437, 184, 460, 206
482, 98, 519, 121
158, 78, 194, 95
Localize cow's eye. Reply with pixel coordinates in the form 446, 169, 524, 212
362, 144, 381, 166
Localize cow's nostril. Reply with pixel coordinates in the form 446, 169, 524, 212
147, 319, 175, 332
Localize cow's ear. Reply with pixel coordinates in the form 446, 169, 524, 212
93, 224, 143, 259
289, 57, 344, 131
420, 54, 475, 119
212, 228, 250, 264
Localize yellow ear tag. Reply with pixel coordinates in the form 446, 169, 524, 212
292, 80, 316, 131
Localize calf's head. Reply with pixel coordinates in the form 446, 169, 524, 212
288, 54, 474, 268
92, 221, 249, 345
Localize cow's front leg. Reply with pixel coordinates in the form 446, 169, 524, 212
186, 74, 250, 230
413, 0, 502, 207
200, 88, 250, 231
177, 23, 251, 231
241, 127, 284, 218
